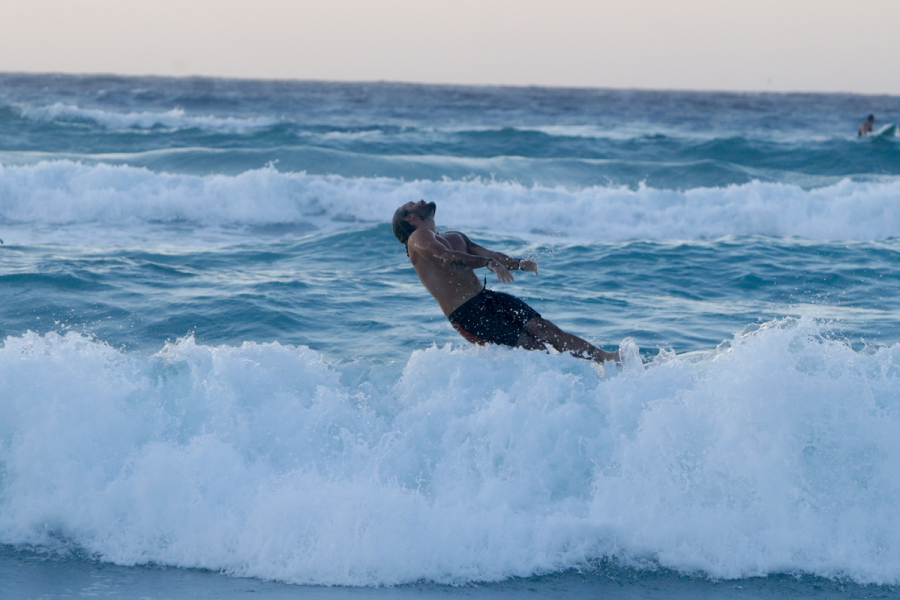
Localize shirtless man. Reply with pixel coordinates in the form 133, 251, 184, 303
392, 200, 619, 363
859, 114, 875, 137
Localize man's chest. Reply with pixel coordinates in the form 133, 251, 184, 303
435, 232, 467, 252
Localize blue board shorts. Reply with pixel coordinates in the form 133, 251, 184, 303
448, 289, 540, 347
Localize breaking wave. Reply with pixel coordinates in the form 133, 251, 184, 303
1, 160, 900, 241
1, 319, 900, 585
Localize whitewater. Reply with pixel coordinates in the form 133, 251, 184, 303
4, 162, 900, 242
2, 319, 900, 587
1, 74, 899, 597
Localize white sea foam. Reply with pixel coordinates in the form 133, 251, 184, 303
18, 103, 278, 131
1, 319, 899, 585
1, 161, 900, 242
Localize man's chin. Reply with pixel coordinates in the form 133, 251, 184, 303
422, 202, 437, 219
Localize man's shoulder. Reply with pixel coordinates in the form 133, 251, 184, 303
406, 228, 438, 255
441, 230, 470, 242
407, 227, 434, 244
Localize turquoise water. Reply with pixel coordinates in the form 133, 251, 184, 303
1, 74, 900, 597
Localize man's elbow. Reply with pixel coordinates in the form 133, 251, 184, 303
444, 255, 469, 270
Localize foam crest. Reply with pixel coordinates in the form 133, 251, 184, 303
2, 161, 900, 241
18, 103, 278, 131
1, 321, 899, 585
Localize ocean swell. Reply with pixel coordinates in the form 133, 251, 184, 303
17, 103, 278, 131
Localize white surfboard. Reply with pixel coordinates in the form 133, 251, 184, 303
875, 123, 897, 137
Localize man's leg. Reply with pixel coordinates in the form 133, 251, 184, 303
515, 329, 547, 351
522, 317, 619, 363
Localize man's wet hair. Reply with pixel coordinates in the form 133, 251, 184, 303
392, 205, 416, 252
868, 114, 875, 121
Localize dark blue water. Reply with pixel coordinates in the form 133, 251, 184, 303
1, 74, 900, 597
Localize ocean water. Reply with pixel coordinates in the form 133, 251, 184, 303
1, 74, 900, 598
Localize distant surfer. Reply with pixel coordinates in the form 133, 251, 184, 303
859, 114, 875, 137
392, 200, 620, 363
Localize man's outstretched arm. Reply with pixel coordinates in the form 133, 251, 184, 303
455, 232, 539, 275
408, 229, 515, 283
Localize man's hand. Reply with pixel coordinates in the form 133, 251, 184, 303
519, 258, 538, 275
488, 258, 515, 284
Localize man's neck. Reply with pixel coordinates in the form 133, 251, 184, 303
418, 218, 438, 233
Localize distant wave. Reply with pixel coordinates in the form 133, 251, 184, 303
1, 319, 899, 585
17, 103, 279, 131
1, 161, 899, 241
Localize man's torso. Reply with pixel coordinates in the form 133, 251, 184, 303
409, 230, 484, 316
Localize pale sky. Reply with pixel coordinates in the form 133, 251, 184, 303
1, 0, 898, 94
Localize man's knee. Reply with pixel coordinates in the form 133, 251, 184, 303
516, 329, 547, 351
525, 316, 561, 336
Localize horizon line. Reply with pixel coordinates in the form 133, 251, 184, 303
2, 70, 897, 99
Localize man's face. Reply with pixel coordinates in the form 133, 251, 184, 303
404, 199, 436, 221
